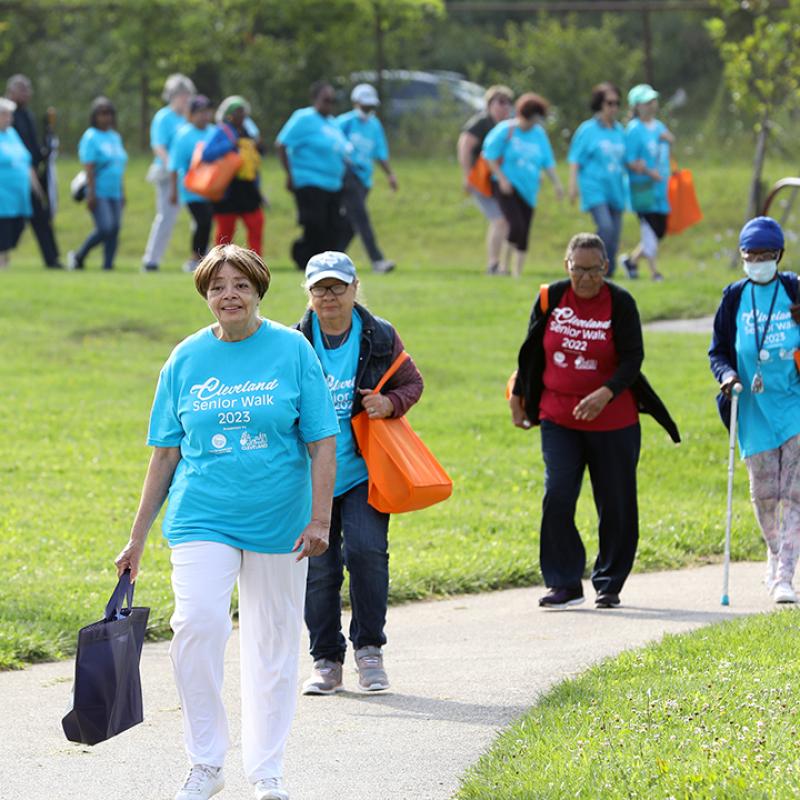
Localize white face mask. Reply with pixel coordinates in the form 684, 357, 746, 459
357, 108, 374, 121
743, 259, 778, 283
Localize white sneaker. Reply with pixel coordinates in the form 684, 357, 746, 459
182, 259, 200, 273
175, 765, 224, 800
66, 250, 82, 270
371, 258, 395, 273
254, 777, 289, 800
772, 581, 798, 604
765, 549, 778, 591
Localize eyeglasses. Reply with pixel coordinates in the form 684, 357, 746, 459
740, 249, 780, 263
603, 99, 620, 107
309, 282, 349, 297
568, 262, 605, 277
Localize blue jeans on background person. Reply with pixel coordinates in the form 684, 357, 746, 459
589, 203, 623, 276
304, 480, 390, 662
75, 197, 123, 269
539, 419, 640, 595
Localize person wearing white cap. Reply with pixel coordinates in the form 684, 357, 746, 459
295, 251, 424, 693
276, 81, 350, 270
336, 84, 397, 273
622, 83, 675, 282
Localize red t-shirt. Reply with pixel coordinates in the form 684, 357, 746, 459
539, 284, 639, 431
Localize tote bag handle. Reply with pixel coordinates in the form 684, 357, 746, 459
104, 570, 135, 622
371, 351, 411, 394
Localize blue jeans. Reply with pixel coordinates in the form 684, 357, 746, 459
589, 203, 623, 276
76, 197, 123, 269
304, 480, 390, 662
540, 420, 640, 594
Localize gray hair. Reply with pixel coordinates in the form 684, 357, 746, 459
0, 97, 17, 114
162, 73, 196, 102
6, 74, 31, 95
565, 232, 608, 263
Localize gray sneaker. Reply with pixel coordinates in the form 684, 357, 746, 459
301, 658, 343, 695
354, 646, 389, 692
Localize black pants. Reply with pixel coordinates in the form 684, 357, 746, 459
27, 189, 60, 266
340, 168, 383, 263
187, 201, 213, 259
291, 186, 348, 270
494, 185, 534, 251
539, 419, 641, 595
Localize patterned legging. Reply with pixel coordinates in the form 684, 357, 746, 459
745, 433, 800, 585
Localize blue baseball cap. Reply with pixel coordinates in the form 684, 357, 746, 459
739, 216, 785, 251
305, 251, 357, 286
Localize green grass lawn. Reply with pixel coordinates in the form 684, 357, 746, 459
456, 611, 800, 799
1, 155, 793, 669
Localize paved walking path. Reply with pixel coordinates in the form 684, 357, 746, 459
644, 315, 714, 334
1, 562, 776, 800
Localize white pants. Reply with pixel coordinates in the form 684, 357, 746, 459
639, 217, 659, 259
169, 542, 308, 782
142, 174, 180, 266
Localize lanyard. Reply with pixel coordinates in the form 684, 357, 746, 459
751, 279, 780, 358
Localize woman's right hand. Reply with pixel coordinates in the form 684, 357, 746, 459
509, 394, 532, 429
720, 374, 742, 396
567, 184, 578, 206
115, 539, 145, 582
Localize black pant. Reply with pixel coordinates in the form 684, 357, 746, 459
291, 186, 348, 270
340, 168, 383, 262
27, 189, 60, 266
539, 419, 641, 595
187, 201, 213, 259
493, 185, 534, 251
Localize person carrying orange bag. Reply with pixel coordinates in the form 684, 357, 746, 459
295, 251, 424, 696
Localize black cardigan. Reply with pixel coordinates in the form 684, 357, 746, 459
513, 279, 680, 443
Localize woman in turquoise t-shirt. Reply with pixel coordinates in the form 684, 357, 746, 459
568, 82, 626, 276
294, 251, 424, 696
68, 97, 128, 270
483, 92, 563, 278
114, 244, 338, 800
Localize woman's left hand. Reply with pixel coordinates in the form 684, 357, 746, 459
358, 389, 394, 419
573, 386, 614, 422
292, 519, 330, 561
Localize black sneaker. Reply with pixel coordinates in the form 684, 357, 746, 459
539, 585, 584, 610
622, 256, 638, 279
595, 592, 621, 608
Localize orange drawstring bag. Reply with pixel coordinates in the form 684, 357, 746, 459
351, 351, 453, 514
183, 126, 243, 202
666, 166, 703, 235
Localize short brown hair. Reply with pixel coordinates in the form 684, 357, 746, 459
194, 245, 271, 299
516, 92, 549, 120
484, 84, 514, 107
589, 82, 621, 112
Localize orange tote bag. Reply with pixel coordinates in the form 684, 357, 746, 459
183, 126, 243, 202
351, 352, 452, 514
467, 156, 493, 197
666, 167, 703, 235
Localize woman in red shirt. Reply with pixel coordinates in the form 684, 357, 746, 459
509, 232, 679, 609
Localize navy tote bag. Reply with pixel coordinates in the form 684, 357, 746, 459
62, 570, 150, 745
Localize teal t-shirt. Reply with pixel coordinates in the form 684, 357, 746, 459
567, 118, 626, 212
336, 110, 389, 188
0, 127, 32, 218
735, 279, 800, 458
148, 319, 340, 553
482, 120, 555, 208
276, 106, 349, 191
312, 310, 369, 497
78, 128, 128, 199
150, 106, 186, 167
625, 118, 670, 214
168, 122, 217, 204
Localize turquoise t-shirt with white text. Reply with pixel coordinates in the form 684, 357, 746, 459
568, 118, 626, 212
148, 319, 340, 552
336, 110, 389, 188
168, 122, 217, 204
78, 128, 128, 199
483, 120, 555, 208
625, 118, 670, 214
150, 106, 186, 168
735, 280, 800, 458
0, 127, 32, 218
312, 310, 369, 497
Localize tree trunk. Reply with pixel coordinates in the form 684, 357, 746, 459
140, 70, 150, 152
642, 10, 654, 85
747, 116, 769, 219
374, 1, 385, 110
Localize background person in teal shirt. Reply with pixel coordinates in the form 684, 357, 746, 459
483, 92, 563, 278
295, 251, 424, 696
68, 97, 128, 270
0, 97, 40, 269
276, 81, 350, 270
168, 94, 216, 273
337, 83, 398, 274
115, 244, 337, 800
622, 83, 674, 282
568, 82, 626, 276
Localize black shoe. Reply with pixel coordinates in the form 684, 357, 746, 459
539, 585, 584, 610
622, 257, 638, 279
46, 261, 65, 270
595, 592, 621, 608
142, 262, 159, 272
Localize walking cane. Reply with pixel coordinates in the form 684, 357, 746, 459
721, 382, 743, 606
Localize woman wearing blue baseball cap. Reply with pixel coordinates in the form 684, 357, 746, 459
709, 216, 800, 604
295, 251, 424, 694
